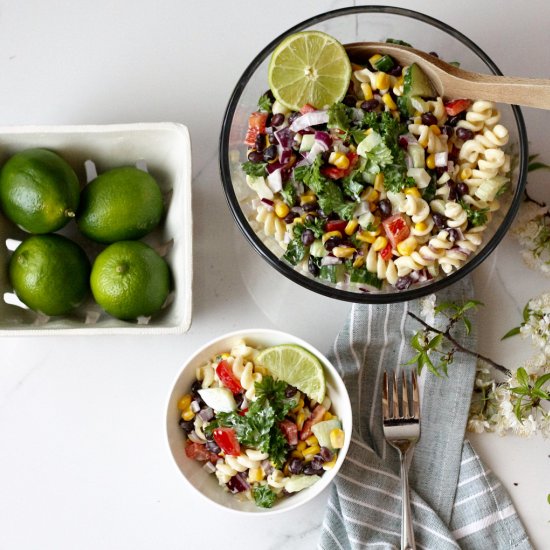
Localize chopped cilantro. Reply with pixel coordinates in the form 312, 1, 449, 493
349, 266, 384, 289
383, 165, 416, 193
280, 180, 297, 207
385, 38, 413, 47
328, 102, 353, 133
253, 485, 277, 508
241, 161, 267, 177
319, 264, 344, 283
304, 216, 326, 238
459, 201, 489, 227
258, 93, 273, 112
342, 171, 365, 201
283, 237, 306, 266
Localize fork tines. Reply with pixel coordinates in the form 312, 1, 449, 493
382, 370, 419, 421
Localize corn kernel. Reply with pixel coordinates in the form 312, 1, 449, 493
404, 187, 421, 198
374, 172, 385, 192
356, 231, 376, 243
344, 219, 359, 235
323, 411, 334, 421
296, 411, 306, 431
300, 193, 317, 205
291, 397, 305, 413
367, 225, 381, 237
329, 428, 345, 449
426, 153, 436, 170
305, 436, 318, 448
368, 53, 382, 65
248, 467, 265, 483
302, 445, 321, 458
382, 92, 397, 110
395, 75, 404, 88
460, 167, 472, 180
375, 71, 390, 91
413, 116, 422, 125
274, 201, 290, 218
177, 394, 192, 411
373, 236, 388, 252
360, 82, 373, 100
353, 255, 366, 268
429, 124, 441, 136
418, 137, 429, 148
332, 246, 356, 259
323, 457, 338, 470
365, 127, 373, 136
283, 463, 291, 476
296, 441, 307, 452
333, 154, 350, 170
291, 450, 303, 459
360, 187, 377, 202
181, 408, 195, 421
397, 237, 418, 256
322, 230, 342, 243
415, 221, 428, 232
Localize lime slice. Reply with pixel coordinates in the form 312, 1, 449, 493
268, 31, 352, 111
256, 344, 326, 403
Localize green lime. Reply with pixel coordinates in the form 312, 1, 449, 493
0, 148, 80, 234
9, 234, 90, 316
268, 31, 352, 111
76, 166, 163, 244
256, 344, 326, 403
90, 240, 170, 320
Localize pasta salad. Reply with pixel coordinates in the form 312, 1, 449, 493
178, 340, 344, 508
241, 43, 510, 291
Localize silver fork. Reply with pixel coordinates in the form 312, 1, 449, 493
382, 371, 421, 550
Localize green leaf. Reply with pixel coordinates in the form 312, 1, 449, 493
547, 493, 550, 505
283, 238, 306, 266
303, 216, 325, 238
406, 352, 422, 366
280, 181, 297, 207
531, 388, 550, 400
510, 386, 530, 396
501, 326, 521, 340
528, 161, 550, 172
427, 333, 443, 350
385, 38, 412, 47
410, 331, 424, 352
459, 200, 489, 227
460, 299, 484, 311
327, 102, 353, 133
515, 367, 529, 387
258, 93, 273, 112
513, 397, 524, 421
349, 267, 383, 289
241, 161, 267, 177
435, 301, 459, 314
534, 373, 550, 390
252, 485, 277, 508
463, 317, 472, 335
523, 303, 531, 322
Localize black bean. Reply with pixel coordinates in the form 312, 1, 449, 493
191, 380, 202, 395
310, 458, 324, 471
361, 99, 379, 112
284, 211, 299, 224
456, 127, 474, 141
447, 112, 465, 126
448, 228, 460, 242
254, 133, 265, 152
268, 133, 278, 145
247, 150, 264, 163
263, 89, 275, 102
388, 64, 402, 76
285, 385, 298, 398
270, 113, 284, 127
327, 212, 340, 221
301, 229, 315, 246
448, 182, 458, 201
378, 198, 392, 219
320, 447, 334, 462
395, 276, 413, 290
205, 440, 221, 454
343, 95, 357, 107
421, 112, 438, 126
303, 465, 321, 476
432, 213, 447, 229
303, 201, 319, 212
441, 125, 454, 138
456, 181, 469, 198
308, 256, 320, 277
234, 393, 245, 407
179, 419, 195, 433
263, 145, 277, 161
304, 214, 316, 224
324, 236, 342, 251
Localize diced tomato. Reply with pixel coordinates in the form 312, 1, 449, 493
244, 111, 268, 146
300, 405, 326, 441
279, 420, 298, 446
213, 427, 241, 456
382, 214, 410, 249
300, 104, 316, 114
215, 360, 242, 394
380, 242, 393, 261
238, 408, 248, 416
347, 152, 358, 169
444, 98, 471, 117
321, 166, 347, 180
325, 219, 348, 233
185, 441, 219, 463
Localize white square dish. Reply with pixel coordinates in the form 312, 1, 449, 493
0, 122, 192, 335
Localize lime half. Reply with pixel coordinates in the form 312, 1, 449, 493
268, 31, 352, 111
256, 344, 326, 403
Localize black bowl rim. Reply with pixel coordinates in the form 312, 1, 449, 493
219, 5, 528, 304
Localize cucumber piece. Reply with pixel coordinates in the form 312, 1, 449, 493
246, 175, 274, 200
311, 418, 342, 449
403, 63, 436, 98
197, 387, 237, 413
408, 143, 425, 168
309, 239, 327, 258
373, 55, 394, 72
285, 474, 320, 493
299, 133, 316, 153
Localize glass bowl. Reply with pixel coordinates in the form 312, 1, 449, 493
219, 6, 527, 303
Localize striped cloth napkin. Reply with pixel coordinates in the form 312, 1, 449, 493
318, 277, 532, 550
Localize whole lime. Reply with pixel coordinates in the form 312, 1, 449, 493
77, 167, 164, 244
90, 240, 171, 320
0, 148, 80, 234
9, 234, 91, 316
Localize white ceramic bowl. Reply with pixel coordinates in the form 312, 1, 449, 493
165, 328, 352, 514
0, 122, 192, 335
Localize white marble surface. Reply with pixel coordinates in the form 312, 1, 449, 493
0, 1, 549, 548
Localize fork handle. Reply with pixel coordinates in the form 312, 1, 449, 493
399, 452, 416, 550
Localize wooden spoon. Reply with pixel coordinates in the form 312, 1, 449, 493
345, 42, 550, 110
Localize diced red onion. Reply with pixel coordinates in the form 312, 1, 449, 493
267, 168, 283, 193
289, 110, 329, 132
261, 198, 274, 207
190, 400, 201, 413
274, 127, 295, 149
198, 407, 214, 422
435, 151, 448, 167
280, 148, 293, 165
447, 160, 454, 173
227, 473, 250, 493
266, 160, 283, 174
261, 460, 274, 475
457, 246, 473, 256
321, 255, 341, 266
314, 131, 332, 149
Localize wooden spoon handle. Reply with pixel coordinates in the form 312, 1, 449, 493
445, 72, 550, 110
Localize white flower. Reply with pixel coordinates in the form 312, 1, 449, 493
513, 414, 538, 438
468, 415, 490, 434
420, 294, 436, 325
489, 412, 511, 436
539, 413, 550, 438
